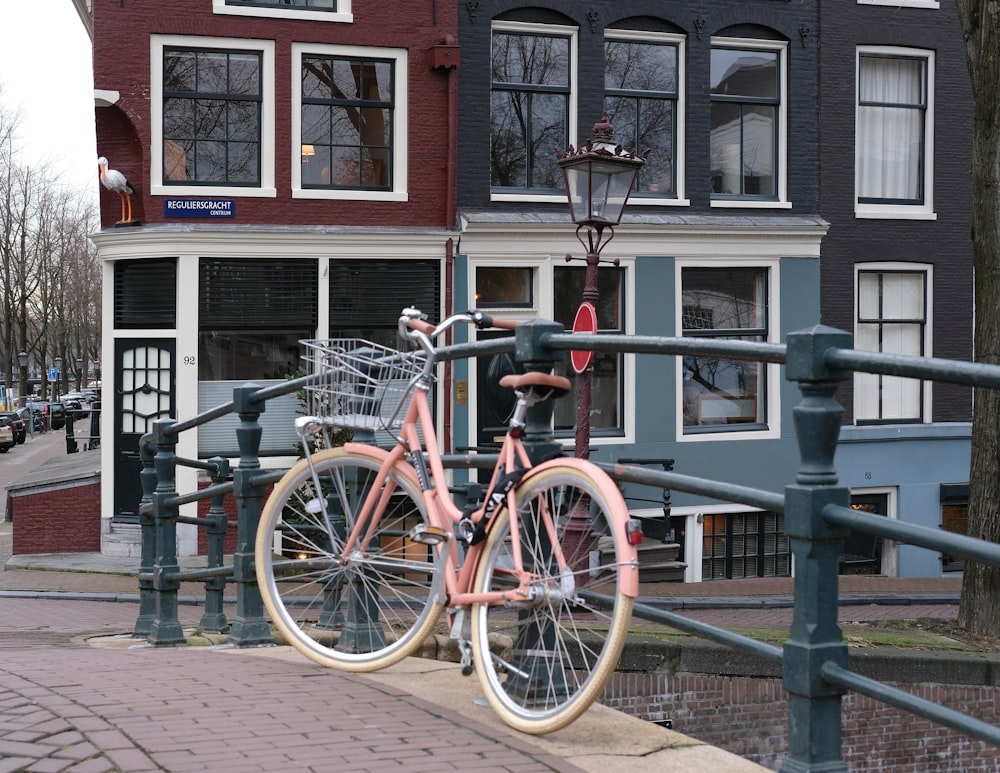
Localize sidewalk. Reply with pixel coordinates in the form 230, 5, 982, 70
0, 432, 963, 771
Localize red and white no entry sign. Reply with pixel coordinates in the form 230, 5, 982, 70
571, 301, 597, 374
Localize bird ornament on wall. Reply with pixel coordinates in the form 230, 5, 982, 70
98, 157, 139, 226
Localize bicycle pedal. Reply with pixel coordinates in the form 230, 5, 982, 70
408, 524, 450, 546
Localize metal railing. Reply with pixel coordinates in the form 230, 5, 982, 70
136, 320, 1000, 771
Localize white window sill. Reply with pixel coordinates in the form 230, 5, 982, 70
629, 197, 691, 207
711, 200, 792, 209
152, 185, 277, 198
490, 192, 568, 204
855, 205, 937, 221
858, 0, 939, 8
293, 189, 408, 202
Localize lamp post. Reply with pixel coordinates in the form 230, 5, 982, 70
53, 356, 62, 402
556, 113, 646, 459
17, 351, 28, 406
76, 355, 84, 391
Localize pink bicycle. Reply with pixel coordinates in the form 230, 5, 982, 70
255, 307, 642, 734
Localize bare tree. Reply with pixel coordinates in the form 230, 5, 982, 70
956, 1, 1000, 636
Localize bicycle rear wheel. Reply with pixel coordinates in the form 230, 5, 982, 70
470, 463, 634, 734
255, 447, 445, 672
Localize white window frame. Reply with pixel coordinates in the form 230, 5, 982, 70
150, 35, 276, 198
604, 29, 688, 207
490, 21, 579, 205
855, 46, 936, 220
709, 37, 790, 210
291, 43, 408, 202
858, 0, 939, 8
468, 257, 635, 447
212, 0, 353, 24
675, 258, 782, 442
853, 262, 933, 423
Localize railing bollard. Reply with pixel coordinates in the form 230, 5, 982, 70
134, 433, 157, 636
227, 385, 274, 647
200, 456, 231, 633
781, 326, 853, 773
148, 418, 187, 647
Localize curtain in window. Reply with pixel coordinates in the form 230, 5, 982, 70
857, 56, 924, 202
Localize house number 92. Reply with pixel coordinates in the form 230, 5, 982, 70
183, 356, 196, 365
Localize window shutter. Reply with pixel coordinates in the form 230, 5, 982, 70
329, 259, 440, 327
114, 258, 178, 329
200, 258, 318, 330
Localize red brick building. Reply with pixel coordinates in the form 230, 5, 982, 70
88, 0, 459, 555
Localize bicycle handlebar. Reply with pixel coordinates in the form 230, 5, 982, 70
399, 308, 518, 355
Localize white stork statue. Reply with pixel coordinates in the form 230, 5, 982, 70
97, 157, 136, 224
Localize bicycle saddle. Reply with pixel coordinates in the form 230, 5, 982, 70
499, 372, 571, 399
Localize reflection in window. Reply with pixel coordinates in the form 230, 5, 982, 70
163, 47, 262, 185
198, 331, 307, 381
710, 46, 779, 199
855, 269, 926, 422
681, 267, 768, 432
301, 55, 394, 190
857, 53, 928, 205
491, 29, 570, 191
476, 267, 533, 307
552, 266, 624, 435
605, 37, 678, 197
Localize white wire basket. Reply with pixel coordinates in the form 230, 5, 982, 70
300, 339, 425, 433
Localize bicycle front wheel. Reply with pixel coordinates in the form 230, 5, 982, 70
255, 447, 445, 672
470, 463, 634, 734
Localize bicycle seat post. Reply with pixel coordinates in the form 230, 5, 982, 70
511, 319, 566, 464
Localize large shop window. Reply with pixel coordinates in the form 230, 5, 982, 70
854, 266, 929, 423
604, 32, 683, 200
329, 259, 440, 347
197, 258, 318, 457
162, 47, 262, 186
114, 258, 177, 329
552, 266, 625, 437
710, 39, 786, 204
856, 48, 934, 219
490, 23, 575, 195
681, 267, 769, 434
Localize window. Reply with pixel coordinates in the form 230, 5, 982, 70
680, 266, 771, 435
151, 36, 275, 196
293, 44, 407, 201
856, 47, 934, 219
491, 22, 576, 197
605, 32, 684, 202
702, 510, 789, 580
710, 38, 787, 206
854, 265, 930, 422
552, 266, 625, 436
213, 0, 352, 23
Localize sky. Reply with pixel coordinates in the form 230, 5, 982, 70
0, 2, 98, 203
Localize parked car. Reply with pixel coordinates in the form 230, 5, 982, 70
16, 406, 40, 433
0, 422, 13, 452
50, 402, 66, 430
61, 391, 87, 403
0, 411, 26, 444
59, 399, 84, 420
25, 400, 51, 431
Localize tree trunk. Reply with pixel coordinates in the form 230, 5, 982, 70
956, 0, 1000, 635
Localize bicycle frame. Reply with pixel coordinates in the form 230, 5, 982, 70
323, 376, 640, 604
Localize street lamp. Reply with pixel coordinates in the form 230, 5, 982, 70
556, 113, 646, 459
17, 351, 28, 406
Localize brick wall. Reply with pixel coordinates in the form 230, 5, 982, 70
11, 482, 101, 554
602, 673, 1000, 772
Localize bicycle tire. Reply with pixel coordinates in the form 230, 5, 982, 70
255, 447, 446, 672
470, 463, 634, 734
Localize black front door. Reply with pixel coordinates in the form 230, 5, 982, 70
113, 339, 175, 523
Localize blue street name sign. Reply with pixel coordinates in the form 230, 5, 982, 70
164, 198, 236, 219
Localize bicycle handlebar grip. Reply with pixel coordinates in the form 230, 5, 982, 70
466, 310, 518, 330
407, 317, 437, 335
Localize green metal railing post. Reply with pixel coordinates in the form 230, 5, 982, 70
200, 456, 231, 633
148, 418, 187, 647
227, 385, 274, 647
134, 433, 157, 636
781, 326, 853, 773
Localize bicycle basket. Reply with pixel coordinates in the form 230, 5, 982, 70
300, 339, 425, 433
